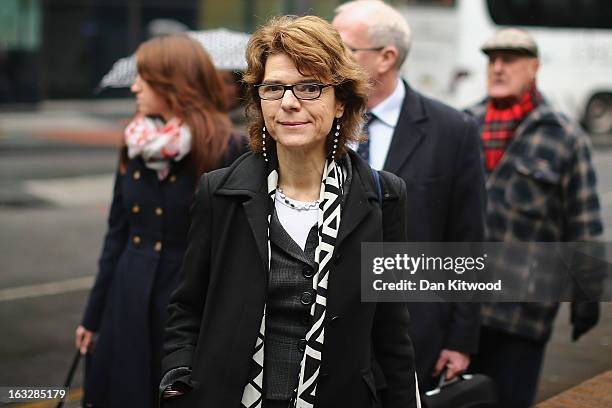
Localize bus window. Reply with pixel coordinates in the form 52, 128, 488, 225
486, 0, 612, 29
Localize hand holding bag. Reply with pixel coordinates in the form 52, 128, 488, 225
422, 368, 498, 408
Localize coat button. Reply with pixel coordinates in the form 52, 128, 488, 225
169, 174, 177, 183
154, 241, 163, 252
155, 207, 163, 216
298, 339, 307, 352
300, 291, 314, 306
132, 235, 141, 246
302, 266, 315, 279
330, 315, 339, 326
133, 170, 141, 180
131, 204, 140, 214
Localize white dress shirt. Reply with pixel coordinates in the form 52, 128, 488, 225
275, 193, 318, 250
365, 80, 405, 171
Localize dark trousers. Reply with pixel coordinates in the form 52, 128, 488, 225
471, 326, 547, 408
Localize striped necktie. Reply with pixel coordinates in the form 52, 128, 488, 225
357, 112, 376, 163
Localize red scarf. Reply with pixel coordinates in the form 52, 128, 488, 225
124, 115, 191, 180
482, 86, 541, 171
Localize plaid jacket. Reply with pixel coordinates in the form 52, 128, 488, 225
467, 98, 603, 341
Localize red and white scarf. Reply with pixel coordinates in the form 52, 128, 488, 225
482, 85, 541, 172
125, 115, 192, 180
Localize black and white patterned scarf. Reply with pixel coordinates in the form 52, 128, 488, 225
240, 146, 345, 408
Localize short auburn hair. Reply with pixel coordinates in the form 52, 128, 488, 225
243, 15, 370, 160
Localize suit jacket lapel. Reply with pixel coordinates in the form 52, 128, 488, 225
336, 154, 377, 249
270, 211, 316, 268
383, 81, 428, 174
216, 154, 270, 274
242, 191, 271, 273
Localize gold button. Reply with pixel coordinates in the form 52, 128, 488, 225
133, 170, 141, 180
169, 174, 177, 183
132, 235, 141, 246
154, 241, 162, 252
132, 204, 140, 214
155, 207, 163, 216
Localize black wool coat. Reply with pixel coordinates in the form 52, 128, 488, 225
161, 151, 419, 408
383, 82, 486, 391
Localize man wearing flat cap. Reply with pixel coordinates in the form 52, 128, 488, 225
466, 28, 603, 408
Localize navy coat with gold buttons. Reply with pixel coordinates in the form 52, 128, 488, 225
81, 156, 195, 408
81, 142, 243, 407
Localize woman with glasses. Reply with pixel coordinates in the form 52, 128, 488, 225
160, 15, 419, 408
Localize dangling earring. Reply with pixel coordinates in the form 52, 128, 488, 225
331, 120, 340, 161
262, 126, 268, 162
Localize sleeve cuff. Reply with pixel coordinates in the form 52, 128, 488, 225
159, 367, 192, 399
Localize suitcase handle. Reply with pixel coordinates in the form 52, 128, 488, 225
424, 367, 475, 397
55, 350, 81, 408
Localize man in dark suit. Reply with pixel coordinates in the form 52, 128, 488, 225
333, 0, 486, 392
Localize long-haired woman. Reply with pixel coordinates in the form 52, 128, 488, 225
74, 34, 244, 408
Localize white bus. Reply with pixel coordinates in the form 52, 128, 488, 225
397, 0, 612, 135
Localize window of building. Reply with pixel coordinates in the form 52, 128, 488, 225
0, 0, 41, 51
487, 0, 612, 29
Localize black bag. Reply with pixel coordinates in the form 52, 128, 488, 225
421, 369, 498, 408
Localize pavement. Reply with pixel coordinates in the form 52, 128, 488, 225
0, 99, 132, 148
0, 100, 129, 407
0, 100, 130, 209
0, 100, 611, 407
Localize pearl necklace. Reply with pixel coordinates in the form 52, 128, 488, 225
276, 186, 321, 211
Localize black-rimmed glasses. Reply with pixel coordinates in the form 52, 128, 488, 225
255, 83, 333, 100
348, 46, 385, 53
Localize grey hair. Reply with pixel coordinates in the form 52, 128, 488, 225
335, 0, 412, 69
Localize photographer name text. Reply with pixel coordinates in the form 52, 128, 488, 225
373, 279, 502, 291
